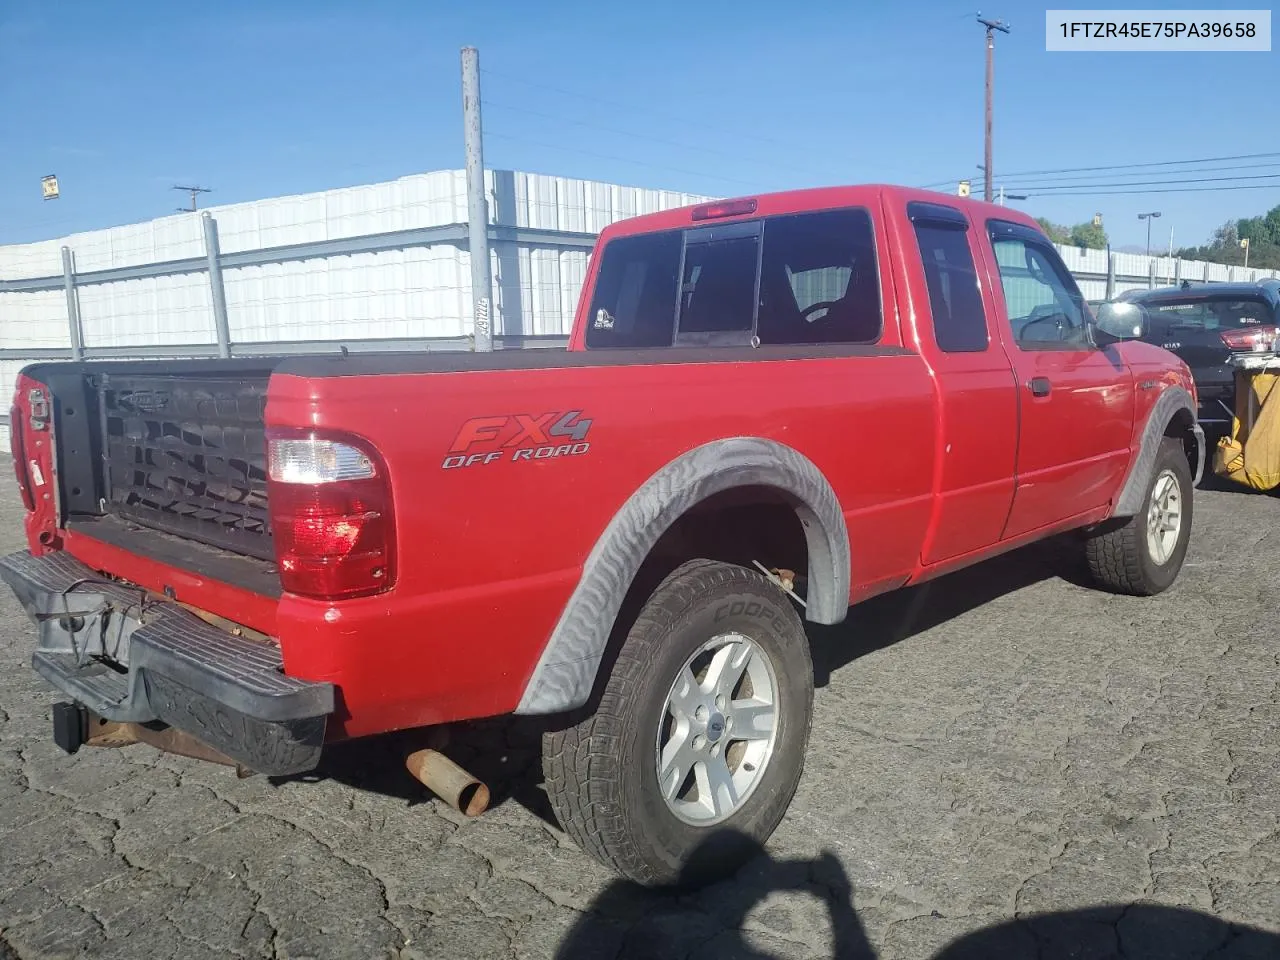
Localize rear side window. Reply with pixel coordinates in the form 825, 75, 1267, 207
584, 231, 681, 348
757, 209, 881, 344
584, 207, 881, 347
911, 221, 988, 352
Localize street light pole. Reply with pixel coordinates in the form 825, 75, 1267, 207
1138, 211, 1162, 257
977, 14, 1011, 203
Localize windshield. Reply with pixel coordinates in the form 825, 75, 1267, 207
1138, 297, 1273, 330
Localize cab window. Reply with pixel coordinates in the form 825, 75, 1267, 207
584, 207, 882, 348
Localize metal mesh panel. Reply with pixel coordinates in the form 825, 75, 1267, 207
99, 374, 272, 560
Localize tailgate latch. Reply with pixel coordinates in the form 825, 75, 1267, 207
28, 387, 50, 431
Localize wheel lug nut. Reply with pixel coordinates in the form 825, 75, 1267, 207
692, 734, 705, 750
695, 705, 708, 721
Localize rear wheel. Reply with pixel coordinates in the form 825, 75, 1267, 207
1084, 437, 1193, 595
542, 559, 813, 888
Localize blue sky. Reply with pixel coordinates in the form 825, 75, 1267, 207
0, 0, 1275, 250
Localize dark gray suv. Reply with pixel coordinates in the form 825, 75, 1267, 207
1112, 278, 1280, 430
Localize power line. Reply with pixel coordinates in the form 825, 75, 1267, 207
1024, 183, 1280, 197
1007, 172, 1280, 193
173, 184, 211, 212
479, 67, 821, 158
481, 99, 840, 181
1001, 159, 1280, 188
482, 129, 761, 191
918, 150, 1280, 188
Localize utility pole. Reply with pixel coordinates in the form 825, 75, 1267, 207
977, 14, 1010, 203
1138, 211, 1162, 257
173, 185, 211, 212
461, 46, 493, 352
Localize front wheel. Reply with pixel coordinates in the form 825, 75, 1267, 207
1084, 436, 1194, 595
542, 559, 813, 888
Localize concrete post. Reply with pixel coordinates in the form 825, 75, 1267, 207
60, 246, 84, 361
202, 213, 231, 359
1106, 252, 1116, 299
462, 46, 493, 352
1148, 259, 1156, 289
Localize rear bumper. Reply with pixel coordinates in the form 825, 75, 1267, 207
0, 550, 334, 775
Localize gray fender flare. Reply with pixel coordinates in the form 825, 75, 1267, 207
1112, 385, 1204, 517
515, 437, 851, 716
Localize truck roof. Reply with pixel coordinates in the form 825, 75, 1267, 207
599, 184, 1044, 240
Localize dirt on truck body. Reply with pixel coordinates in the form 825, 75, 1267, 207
2, 184, 1204, 886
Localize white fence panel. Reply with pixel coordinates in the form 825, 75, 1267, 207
0, 290, 71, 349
1, 169, 1277, 361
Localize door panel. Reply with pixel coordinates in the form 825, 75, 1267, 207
1002, 349, 1134, 537
898, 201, 1019, 565
979, 220, 1135, 539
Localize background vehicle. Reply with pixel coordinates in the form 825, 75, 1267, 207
1101, 279, 1280, 432
3, 185, 1203, 887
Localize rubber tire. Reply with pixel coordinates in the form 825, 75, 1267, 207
542, 559, 813, 888
1084, 437, 1193, 596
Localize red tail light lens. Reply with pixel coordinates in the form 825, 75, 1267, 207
9, 406, 34, 511
691, 198, 758, 222
267, 432, 395, 600
1221, 325, 1278, 352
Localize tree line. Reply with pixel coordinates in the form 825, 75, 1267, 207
1034, 203, 1280, 270
1175, 204, 1280, 270
1034, 217, 1108, 250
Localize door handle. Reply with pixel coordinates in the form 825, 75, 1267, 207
1028, 376, 1052, 397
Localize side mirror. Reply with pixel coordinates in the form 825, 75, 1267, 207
1092, 301, 1147, 343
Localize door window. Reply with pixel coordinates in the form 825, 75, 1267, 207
987, 222, 1091, 349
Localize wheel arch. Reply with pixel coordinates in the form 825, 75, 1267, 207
515, 437, 850, 716
1113, 385, 1204, 517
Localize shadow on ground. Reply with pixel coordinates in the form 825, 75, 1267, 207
278, 534, 1090, 827
555, 830, 1280, 960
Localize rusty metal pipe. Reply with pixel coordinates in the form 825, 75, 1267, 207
405, 748, 490, 817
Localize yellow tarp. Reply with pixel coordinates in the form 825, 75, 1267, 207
1214, 366, 1280, 491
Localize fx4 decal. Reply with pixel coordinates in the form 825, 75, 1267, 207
443, 410, 593, 470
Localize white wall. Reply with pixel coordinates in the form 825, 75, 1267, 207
1, 170, 1277, 353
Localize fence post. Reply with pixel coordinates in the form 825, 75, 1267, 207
1174, 258, 1182, 286
1106, 252, 1116, 299
1148, 259, 1156, 289
60, 246, 85, 361
202, 213, 231, 359
461, 46, 493, 352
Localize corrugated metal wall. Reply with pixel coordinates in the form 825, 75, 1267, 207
2, 168, 1278, 449
0, 170, 712, 352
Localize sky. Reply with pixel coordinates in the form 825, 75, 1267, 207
0, 0, 1276, 250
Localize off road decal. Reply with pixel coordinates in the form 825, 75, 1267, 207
443, 410, 593, 469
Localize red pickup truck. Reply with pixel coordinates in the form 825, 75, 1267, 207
4, 185, 1203, 887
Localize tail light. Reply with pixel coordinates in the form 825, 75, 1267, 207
266, 431, 395, 600
9, 406, 34, 511
691, 198, 758, 221
1220, 325, 1278, 352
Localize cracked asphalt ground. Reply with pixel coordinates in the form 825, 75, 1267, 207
1, 478, 1279, 960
